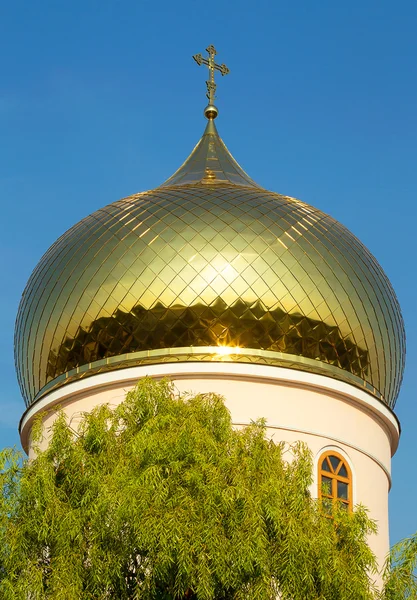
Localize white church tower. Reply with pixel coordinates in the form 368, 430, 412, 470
15, 46, 405, 570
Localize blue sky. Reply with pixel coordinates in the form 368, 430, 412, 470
1, 0, 416, 547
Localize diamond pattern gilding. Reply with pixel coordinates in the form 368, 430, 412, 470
15, 121, 405, 409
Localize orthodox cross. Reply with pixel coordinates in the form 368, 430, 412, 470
193, 45, 230, 106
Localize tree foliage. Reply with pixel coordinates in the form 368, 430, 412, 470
0, 377, 406, 599
382, 534, 417, 599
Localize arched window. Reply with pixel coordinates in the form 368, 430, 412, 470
318, 451, 352, 512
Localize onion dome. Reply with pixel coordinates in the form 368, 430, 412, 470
15, 49, 405, 410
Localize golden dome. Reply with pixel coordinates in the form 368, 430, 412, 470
15, 118, 405, 409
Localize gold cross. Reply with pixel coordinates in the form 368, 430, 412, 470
193, 45, 230, 107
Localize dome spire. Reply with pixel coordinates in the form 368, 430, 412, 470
160, 45, 259, 189
159, 116, 261, 188
193, 45, 229, 120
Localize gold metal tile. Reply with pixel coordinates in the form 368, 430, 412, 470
15, 120, 405, 409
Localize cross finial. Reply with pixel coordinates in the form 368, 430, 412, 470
193, 45, 230, 119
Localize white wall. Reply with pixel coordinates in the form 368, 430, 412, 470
20, 363, 399, 577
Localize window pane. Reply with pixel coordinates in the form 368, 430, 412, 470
337, 481, 349, 500
321, 458, 331, 472
338, 463, 348, 477
329, 455, 341, 472
321, 476, 332, 496
340, 502, 349, 512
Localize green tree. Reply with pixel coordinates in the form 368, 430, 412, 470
0, 378, 387, 599
381, 534, 417, 599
